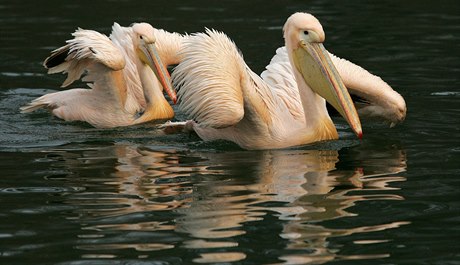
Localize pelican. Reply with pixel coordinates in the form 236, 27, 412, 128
20, 23, 176, 128
262, 47, 406, 127
171, 12, 362, 150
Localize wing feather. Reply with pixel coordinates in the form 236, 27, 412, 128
261, 47, 304, 122
40, 28, 128, 108
173, 29, 245, 128
44, 28, 125, 86
109, 23, 145, 113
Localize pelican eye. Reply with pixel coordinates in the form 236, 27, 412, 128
139, 35, 143, 40
303, 30, 309, 35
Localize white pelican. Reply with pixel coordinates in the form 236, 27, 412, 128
262, 47, 406, 127
20, 23, 176, 128
171, 13, 363, 150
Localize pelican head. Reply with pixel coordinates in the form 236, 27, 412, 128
132, 23, 177, 104
284, 13, 362, 138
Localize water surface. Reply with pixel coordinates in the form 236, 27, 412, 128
1, 0, 459, 264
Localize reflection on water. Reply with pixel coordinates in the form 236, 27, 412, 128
45, 143, 409, 264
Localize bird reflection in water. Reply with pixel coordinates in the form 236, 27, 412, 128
61, 143, 408, 263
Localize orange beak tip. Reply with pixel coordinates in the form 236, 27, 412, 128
169, 94, 177, 104
358, 131, 363, 139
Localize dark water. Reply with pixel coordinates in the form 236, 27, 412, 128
1, 1, 459, 264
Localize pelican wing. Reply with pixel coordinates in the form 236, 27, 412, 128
42, 28, 127, 105
110, 23, 146, 113
173, 29, 245, 128
261, 47, 304, 123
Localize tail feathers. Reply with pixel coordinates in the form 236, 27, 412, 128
20, 91, 67, 113
20, 96, 56, 113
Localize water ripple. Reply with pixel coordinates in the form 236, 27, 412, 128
29, 143, 408, 263
0, 186, 84, 194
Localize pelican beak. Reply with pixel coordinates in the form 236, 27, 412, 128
293, 41, 362, 138
140, 43, 177, 104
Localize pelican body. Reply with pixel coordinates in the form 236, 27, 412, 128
21, 23, 176, 128
172, 13, 363, 150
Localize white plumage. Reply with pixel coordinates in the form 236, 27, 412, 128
21, 23, 176, 128
171, 13, 364, 149
174, 29, 246, 128
262, 47, 406, 126
21, 13, 406, 148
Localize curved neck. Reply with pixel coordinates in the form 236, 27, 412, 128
135, 64, 174, 123
284, 35, 330, 130
297, 70, 338, 140
154, 29, 186, 65
287, 48, 338, 141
